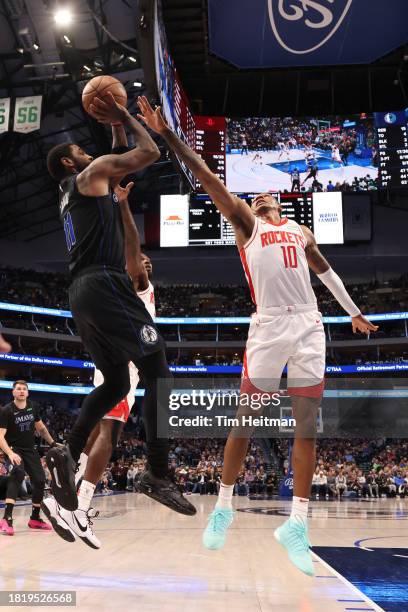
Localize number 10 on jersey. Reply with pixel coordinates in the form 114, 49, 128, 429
281, 246, 298, 269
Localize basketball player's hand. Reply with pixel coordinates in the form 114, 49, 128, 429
0, 334, 11, 353
89, 92, 128, 124
352, 314, 378, 335
114, 181, 134, 204
8, 451, 21, 466
137, 96, 167, 134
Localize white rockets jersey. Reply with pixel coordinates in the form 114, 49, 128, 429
240, 217, 316, 309
93, 281, 155, 404
137, 281, 156, 318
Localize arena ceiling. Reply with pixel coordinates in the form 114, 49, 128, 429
0, 0, 177, 242
161, 0, 408, 117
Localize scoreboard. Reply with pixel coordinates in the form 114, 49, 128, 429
375, 110, 408, 188
194, 116, 226, 193
188, 192, 313, 246
161, 192, 344, 247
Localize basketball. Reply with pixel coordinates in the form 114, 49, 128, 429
82, 75, 127, 117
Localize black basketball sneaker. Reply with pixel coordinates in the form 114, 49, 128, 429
46, 445, 78, 511
138, 470, 196, 516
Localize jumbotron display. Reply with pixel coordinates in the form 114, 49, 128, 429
226, 115, 378, 193
160, 192, 344, 247
375, 110, 408, 188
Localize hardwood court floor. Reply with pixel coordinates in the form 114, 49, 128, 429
1, 493, 404, 612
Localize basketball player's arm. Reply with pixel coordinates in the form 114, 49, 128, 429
136, 97, 254, 237
34, 420, 55, 446
111, 124, 128, 152
0, 428, 21, 464
301, 225, 378, 335
79, 96, 160, 192
114, 185, 148, 292
0, 334, 10, 353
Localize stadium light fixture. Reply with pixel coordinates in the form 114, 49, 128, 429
63, 35, 71, 44
33, 42, 40, 51
54, 8, 73, 26
83, 65, 91, 72
128, 56, 137, 63
133, 81, 142, 87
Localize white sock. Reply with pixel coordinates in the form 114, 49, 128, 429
77, 480, 96, 512
216, 483, 234, 510
75, 452, 88, 486
290, 496, 309, 526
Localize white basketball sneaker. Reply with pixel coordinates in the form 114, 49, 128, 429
41, 496, 76, 543
58, 506, 101, 549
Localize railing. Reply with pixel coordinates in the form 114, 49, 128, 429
1, 301, 408, 324
1, 351, 408, 374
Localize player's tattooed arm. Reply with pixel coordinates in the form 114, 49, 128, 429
0, 334, 10, 353
0, 428, 19, 463
301, 225, 330, 274
301, 225, 378, 335
111, 123, 128, 151
78, 94, 160, 194
34, 420, 54, 445
136, 96, 254, 239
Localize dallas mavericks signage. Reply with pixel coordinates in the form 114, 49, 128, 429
208, 0, 408, 68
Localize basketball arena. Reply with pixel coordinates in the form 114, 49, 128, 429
0, 1, 408, 611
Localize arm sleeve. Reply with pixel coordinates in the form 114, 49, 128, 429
317, 267, 361, 317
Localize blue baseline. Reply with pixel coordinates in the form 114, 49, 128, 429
0, 301, 407, 325
1, 352, 408, 375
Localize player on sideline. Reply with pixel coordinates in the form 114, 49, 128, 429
45, 93, 195, 517
0, 380, 56, 535
136, 97, 378, 576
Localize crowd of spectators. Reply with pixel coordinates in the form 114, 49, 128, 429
1, 267, 408, 318
227, 116, 374, 153
276, 438, 408, 500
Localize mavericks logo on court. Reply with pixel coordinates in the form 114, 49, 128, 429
268, 0, 353, 55
140, 324, 158, 345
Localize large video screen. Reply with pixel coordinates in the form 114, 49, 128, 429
160, 192, 344, 247
226, 115, 378, 193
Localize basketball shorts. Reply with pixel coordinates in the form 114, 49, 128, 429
69, 267, 164, 372
94, 361, 139, 423
241, 304, 326, 398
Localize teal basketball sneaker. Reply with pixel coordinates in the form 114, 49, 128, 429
203, 507, 234, 550
274, 518, 314, 576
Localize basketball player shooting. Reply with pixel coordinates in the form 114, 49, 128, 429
45, 88, 195, 518
43, 237, 164, 548
137, 96, 378, 576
